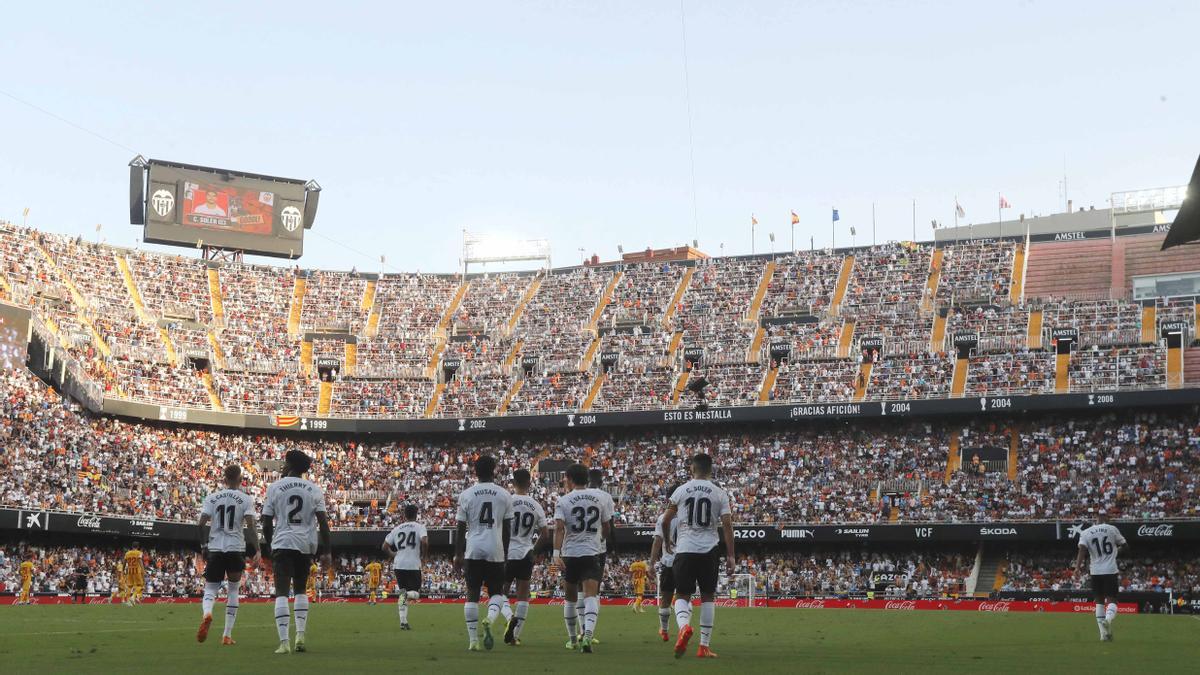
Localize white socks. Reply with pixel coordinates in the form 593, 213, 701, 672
583, 596, 600, 639
1105, 603, 1117, 623
500, 601, 514, 621
464, 602, 479, 642
202, 581, 221, 617
674, 597, 692, 629
658, 606, 671, 631
399, 593, 409, 624
293, 595, 309, 635
223, 581, 240, 638
487, 594, 507, 623
275, 596, 290, 642
576, 597, 586, 633
699, 602, 715, 647
564, 602, 579, 642
513, 601, 529, 640
1095, 604, 1108, 639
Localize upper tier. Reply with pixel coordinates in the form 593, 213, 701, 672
3, 223, 1196, 420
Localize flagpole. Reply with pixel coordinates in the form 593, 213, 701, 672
911, 199, 916, 242
751, 216, 755, 255
831, 210, 835, 251
997, 192, 1001, 240
954, 196, 959, 230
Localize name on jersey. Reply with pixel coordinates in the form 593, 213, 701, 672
566, 493, 601, 504
277, 480, 316, 493
216, 492, 247, 506
473, 487, 500, 496
682, 484, 716, 496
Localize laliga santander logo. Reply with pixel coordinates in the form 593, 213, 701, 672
281, 206, 303, 232
1137, 524, 1174, 537
979, 601, 1012, 613
151, 189, 174, 218
794, 599, 825, 609
884, 601, 917, 610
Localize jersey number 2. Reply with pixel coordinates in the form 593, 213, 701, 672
287, 495, 304, 525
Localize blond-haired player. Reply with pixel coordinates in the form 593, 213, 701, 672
18, 555, 35, 604
307, 561, 320, 602
112, 559, 126, 603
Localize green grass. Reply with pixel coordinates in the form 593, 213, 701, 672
0, 603, 1195, 673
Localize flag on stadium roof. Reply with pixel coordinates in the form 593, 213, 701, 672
999, 195, 1011, 209
791, 210, 800, 225
955, 202, 966, 218
832, 208, 840, 222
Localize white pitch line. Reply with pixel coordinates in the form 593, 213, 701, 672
3, 627, 183, 636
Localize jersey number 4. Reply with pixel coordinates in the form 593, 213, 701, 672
683, 497, 713, 527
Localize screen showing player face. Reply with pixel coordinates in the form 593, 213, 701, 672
183, 183, 275, 234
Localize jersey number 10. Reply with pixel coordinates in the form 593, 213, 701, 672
683, 497, 713, 527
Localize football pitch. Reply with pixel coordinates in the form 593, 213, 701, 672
1, 603, 1195, 673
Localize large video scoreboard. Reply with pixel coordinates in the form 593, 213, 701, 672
131, 158, 319, 258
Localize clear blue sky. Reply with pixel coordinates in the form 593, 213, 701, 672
1, 1, 1196, 273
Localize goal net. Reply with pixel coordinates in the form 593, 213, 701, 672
724, 573, 757, 607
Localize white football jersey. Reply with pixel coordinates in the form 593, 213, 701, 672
669, 479, 732, 554
554, 488, 613, 557
456, 482, 513, 563
655, 511, 680, 567
508, 495, 547, 561
200, 488, 254, 553
262, 477, 327, 555
385, 521, 428, 571
1079, 523, 1126, 575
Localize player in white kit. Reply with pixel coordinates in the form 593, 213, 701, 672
553, 463, 613, 654
649, 482, 682, 642
1074, 512, 1128, 641
262, 450, 331, 654
383, 504, 428, 630
454, 455, 513, 651
661, 453, 734, 659
196, 464, 259, 645
501, 468, 548, 646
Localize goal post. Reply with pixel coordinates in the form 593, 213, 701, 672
725, 573, 757, 607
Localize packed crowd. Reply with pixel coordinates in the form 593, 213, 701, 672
934, 240, 1015, 304
5, 540, 1196, 601
1002, 546, 1200, 595
0, 225, 1184, 421
671, 258, 761, 364
4, 361, 1199, 528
